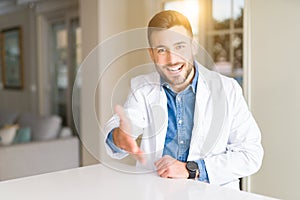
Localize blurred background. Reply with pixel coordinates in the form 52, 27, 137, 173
0, 0, 299, 199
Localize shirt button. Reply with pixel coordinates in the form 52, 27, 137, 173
177, 96, 181, 101
180, 140, 184, 144
178, 120, 182, 125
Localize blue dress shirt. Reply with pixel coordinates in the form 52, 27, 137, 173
106, 64, 209, 182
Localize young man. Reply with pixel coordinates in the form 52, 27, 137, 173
104, 10, 263, 189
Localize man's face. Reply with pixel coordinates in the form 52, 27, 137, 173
148, 25, 195, 91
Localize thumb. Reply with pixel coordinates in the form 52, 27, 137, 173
114, 105, 126, 120
114, 104, 131, 133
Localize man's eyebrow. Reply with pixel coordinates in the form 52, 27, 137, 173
152, 42, 187, 49
174, 41, 187, 46
152, 45, 167, 49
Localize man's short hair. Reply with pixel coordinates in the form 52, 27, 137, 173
147, 10, 193, 45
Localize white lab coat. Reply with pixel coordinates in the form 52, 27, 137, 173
104, 63, 263, 189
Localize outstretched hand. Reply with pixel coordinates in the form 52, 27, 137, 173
112, 105, 145, 164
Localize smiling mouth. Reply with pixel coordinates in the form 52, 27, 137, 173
166, 64, 184, 73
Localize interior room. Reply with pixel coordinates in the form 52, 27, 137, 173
0, 0, 299, 199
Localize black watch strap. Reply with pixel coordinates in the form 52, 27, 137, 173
188, 170, 196, 179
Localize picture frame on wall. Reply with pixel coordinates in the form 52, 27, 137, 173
0, 26, 24, 89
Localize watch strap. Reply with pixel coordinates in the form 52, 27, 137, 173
188, 170, 196, 179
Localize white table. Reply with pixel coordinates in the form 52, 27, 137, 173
0, 164, 277, 200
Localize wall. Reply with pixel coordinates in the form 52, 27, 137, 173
249, 0, 300, 199
80, 0, 138, 165
79, 0, 102, 166
79, 0, 160, 166
0, 8, 37, 113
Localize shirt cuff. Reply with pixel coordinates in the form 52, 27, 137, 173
195, 159, 210, 183
106, 129, 125, 154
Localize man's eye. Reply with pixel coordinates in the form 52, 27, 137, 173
175, 44, 186, 50
156, 48, 167, 54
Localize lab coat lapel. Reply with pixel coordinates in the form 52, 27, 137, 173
188, 67, 211, 160
142, 74, 168, 163
153, 87, 168, 160
195, 64, 227, 158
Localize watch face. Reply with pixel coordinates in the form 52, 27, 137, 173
187, 161, 198, 172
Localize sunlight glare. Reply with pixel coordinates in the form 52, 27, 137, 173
164, 0, 200, 35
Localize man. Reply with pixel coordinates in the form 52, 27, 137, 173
104, 10, 263, 189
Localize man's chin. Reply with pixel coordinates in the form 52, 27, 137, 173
167, 78, 186, 86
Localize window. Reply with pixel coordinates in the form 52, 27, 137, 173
49, 17, 81, 129
163, 0, 244, 86
207, 0, 244, 85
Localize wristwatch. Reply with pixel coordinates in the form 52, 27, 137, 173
186, 161, 199, 179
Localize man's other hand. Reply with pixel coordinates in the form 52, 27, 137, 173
155, 155, 189, 179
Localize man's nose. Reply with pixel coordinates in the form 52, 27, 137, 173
166, 50, 179, 62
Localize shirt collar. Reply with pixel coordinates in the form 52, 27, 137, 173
160, 61, 199, 94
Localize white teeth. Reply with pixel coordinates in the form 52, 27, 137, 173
168, 65, 182, 71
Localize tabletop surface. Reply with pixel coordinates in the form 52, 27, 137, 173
0, 164, 277, 200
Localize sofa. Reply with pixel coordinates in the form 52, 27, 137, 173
0, 110, 80, 181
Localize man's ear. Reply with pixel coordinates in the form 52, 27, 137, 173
148, 48, 155, 61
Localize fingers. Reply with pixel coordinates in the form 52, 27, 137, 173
155, 156, 188, 179
113, 128, 138, 151
155, 157, 172, 178
155, 155, 174, 170
113, 128, 145, 164
124, 134, 141, 153
113, 105, 145, 164
156, 161, 169, 178
127, 141, 145, 164
157, 168, 169, 178
131, 149, 145, 165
